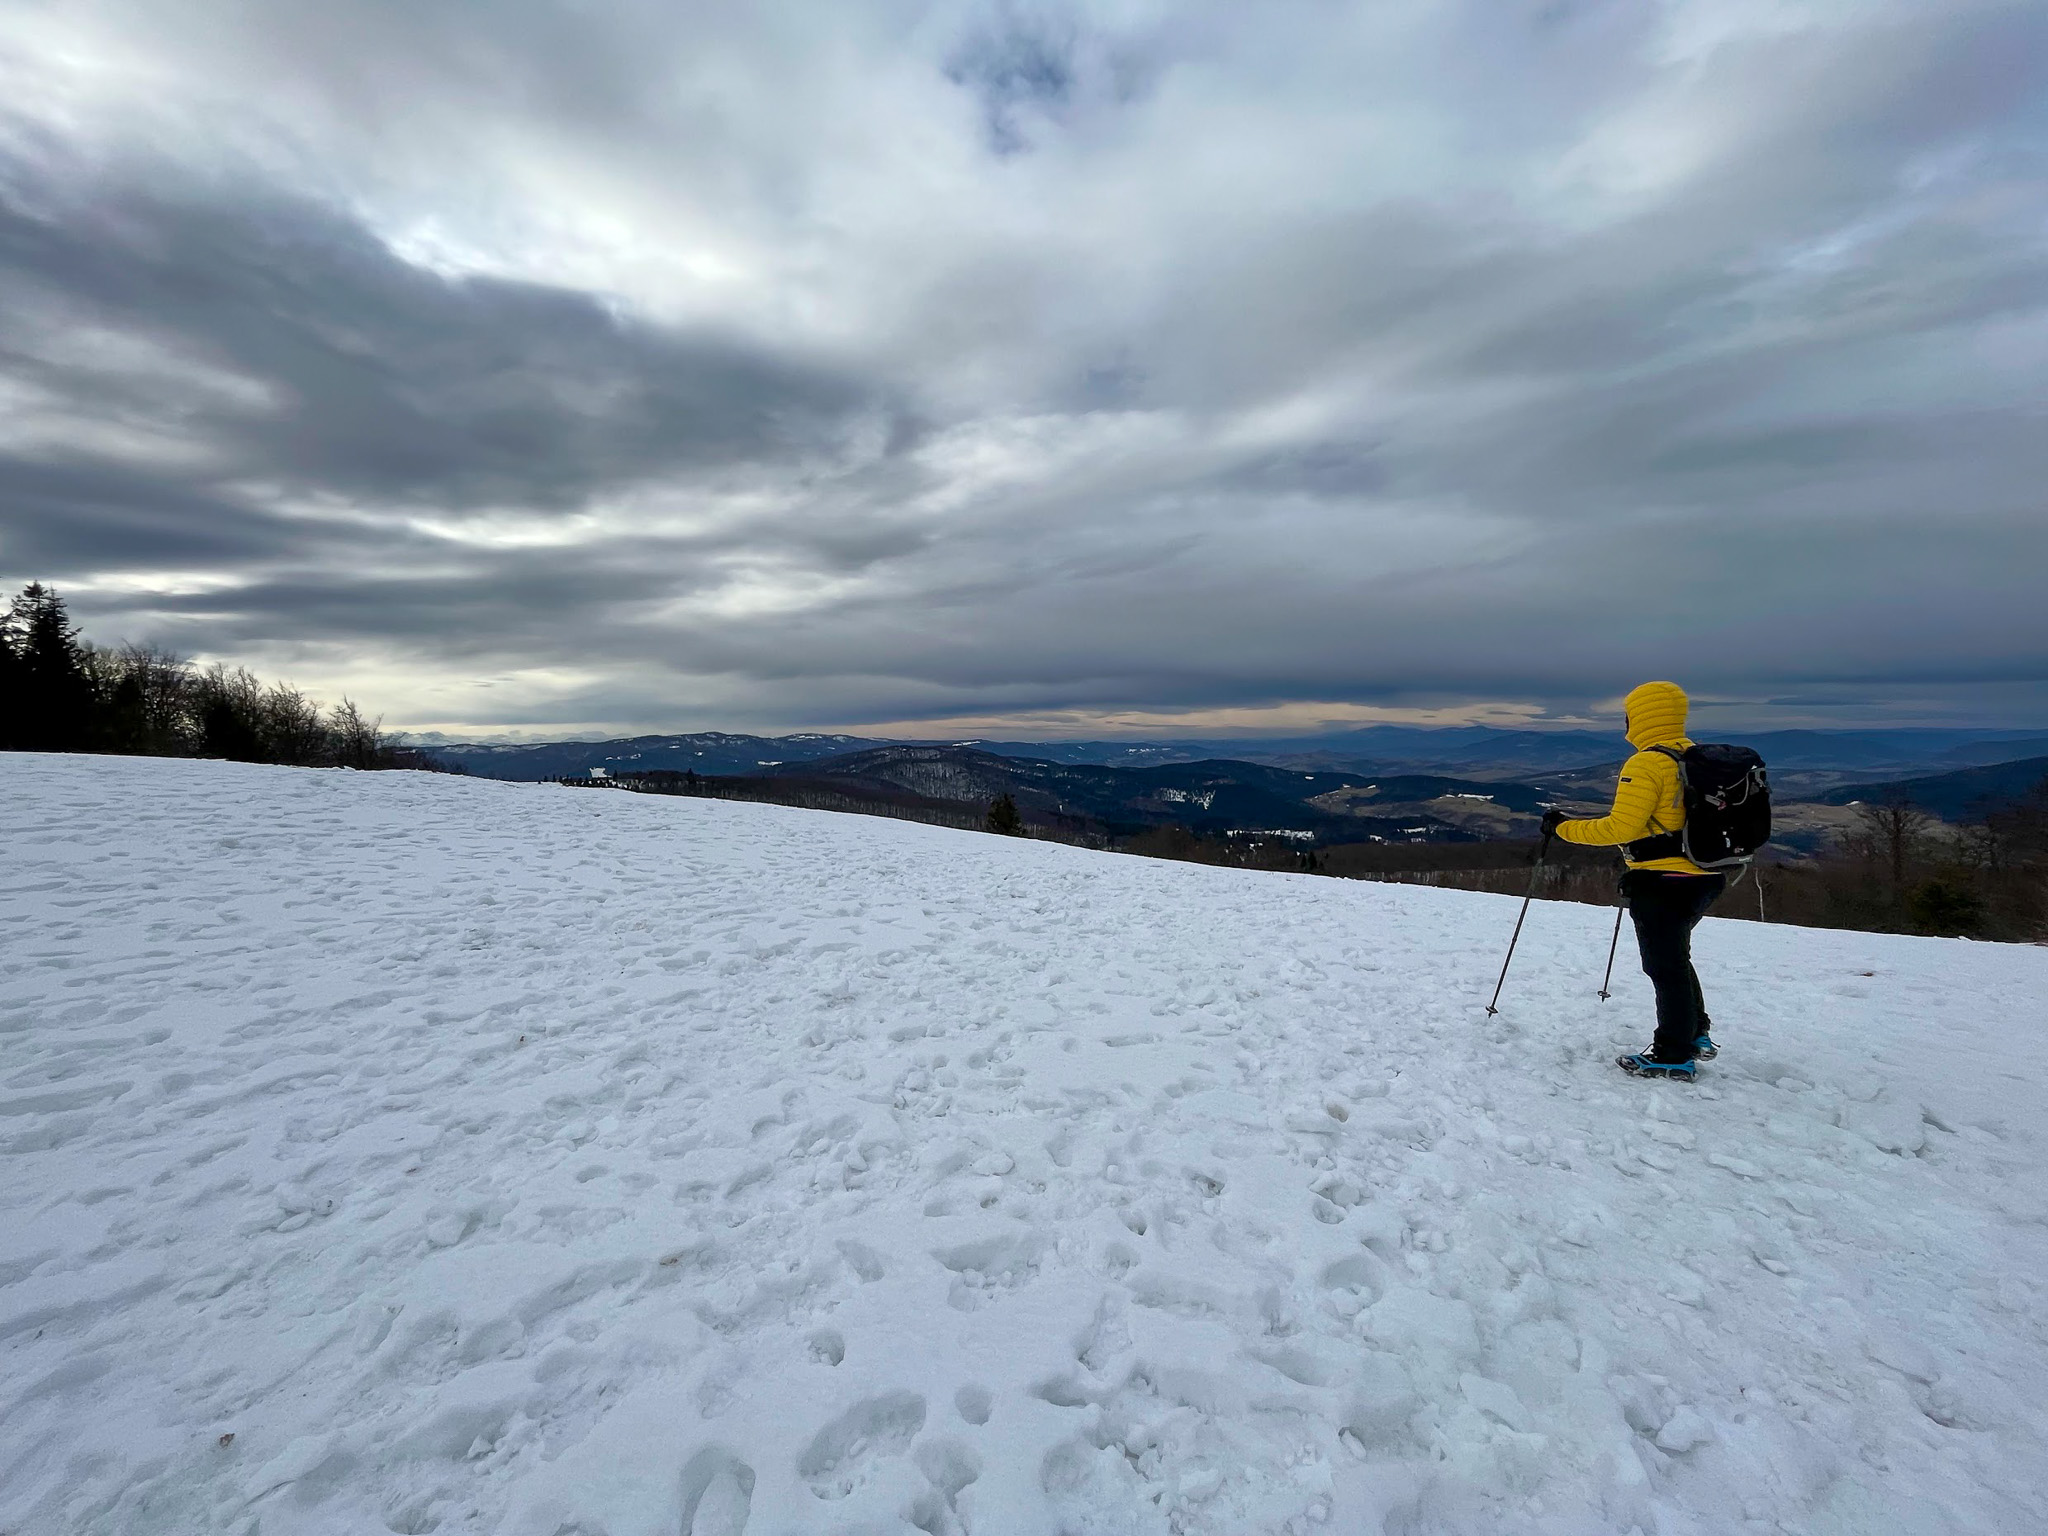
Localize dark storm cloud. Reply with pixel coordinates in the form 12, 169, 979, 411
0, 0, 2044, 732
0, 161, 879, 512
157, 555, 685, 655
0, 459, 312, 568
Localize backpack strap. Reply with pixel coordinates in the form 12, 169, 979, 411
1624, 745, 1687, 863
1645, 743, 1686, 774
1625, 830, 1687, 862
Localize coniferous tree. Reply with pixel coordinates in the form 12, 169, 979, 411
0, 598, 22, 752
8, 584, 96, 751
986, 792, 1024, 836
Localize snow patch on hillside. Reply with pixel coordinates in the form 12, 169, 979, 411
2, 756, 2045, 1534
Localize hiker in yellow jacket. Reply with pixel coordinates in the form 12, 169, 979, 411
1539, 681, 1725, 1078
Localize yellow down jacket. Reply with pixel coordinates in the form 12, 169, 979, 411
1554, 680, 1707, 875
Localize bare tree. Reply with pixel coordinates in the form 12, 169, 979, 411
79, 641, 197, 755
1968, 777, 2048, 875
116, 644, 196, 754
261, 682, 329, 765
327, 698, 387, 769
1855, 794, 1932, 892
194, 664, 269, 760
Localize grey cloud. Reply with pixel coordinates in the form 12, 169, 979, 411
947, 5, 1078, 155
0, 460, 311, 568
944, 0, 1176, 155
0, 164, 883, 512
1218, 443, 1385, 498
155, 555, 685, 654
0, 0, 2044, 732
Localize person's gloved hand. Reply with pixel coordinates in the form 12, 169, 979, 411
1539, 808, 1569, 839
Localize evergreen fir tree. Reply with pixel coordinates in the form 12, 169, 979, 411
0, 596, 22, 751
7, 584, 97, 751
985, 792, 1024, 836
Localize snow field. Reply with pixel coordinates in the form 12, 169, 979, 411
2, 754, 2045, 1535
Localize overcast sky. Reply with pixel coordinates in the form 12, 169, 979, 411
3, 0, 2044, 739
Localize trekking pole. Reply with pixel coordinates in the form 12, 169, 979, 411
1597, 904, 1624, 1000
1597, 861, 1626, 999
1484, 833, 1552, 1016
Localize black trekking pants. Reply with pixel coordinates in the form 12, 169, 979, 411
1624, 871, 1726, 1063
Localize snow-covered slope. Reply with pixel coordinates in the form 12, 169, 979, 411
3, 757, 2044, 1536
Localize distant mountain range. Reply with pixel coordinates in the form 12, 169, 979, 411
429, 724, 2048, 786
1816, 756, 2048, 821
511, 733, 2048, 850
435, 732, 879, 779
711, 745, 1557, 843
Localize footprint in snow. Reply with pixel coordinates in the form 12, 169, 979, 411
680, 1446, 754, 1535
797, 1391, 927, 1500
806, 1328, 845, 1366
835, 1238, 886, 1282
909, 1437, 982, 1536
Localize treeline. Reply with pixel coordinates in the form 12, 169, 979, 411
593, 767, 988, 833
1123, 825, 1332, 874
576, 769, 1107, 844
0, 583, 444, 770
1313, 792, 2048, 942
1751, 790, 2048, 941
600, 759, 2044, 941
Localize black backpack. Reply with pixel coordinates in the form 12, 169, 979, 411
1626, 744, 1771, 869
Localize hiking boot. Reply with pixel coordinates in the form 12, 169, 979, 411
1694, 1034, 1718, 1060
1618, 1052, 1696, 1081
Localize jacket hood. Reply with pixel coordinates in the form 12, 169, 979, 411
1623, 680, 1688, 749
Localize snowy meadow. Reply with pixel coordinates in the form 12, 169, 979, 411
2, 756, 2044, 1535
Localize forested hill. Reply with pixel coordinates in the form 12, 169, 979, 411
427, 732, 886, 780
718, 745, 1555, 842
1818, 756, 2048, 820
425, 725, 2048, 785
